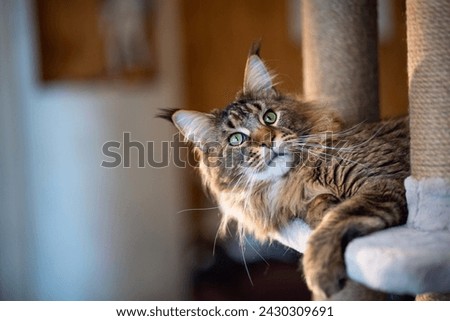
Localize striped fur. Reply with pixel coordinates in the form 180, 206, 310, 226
161, 47, 410, 300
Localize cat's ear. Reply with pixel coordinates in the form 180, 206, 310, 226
243, 43, 275, 97
160, 109, 214, 145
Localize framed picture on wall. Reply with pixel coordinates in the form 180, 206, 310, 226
35, 0, 158, 83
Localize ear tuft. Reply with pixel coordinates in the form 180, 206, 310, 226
243, 44, 275, 96
248, 40, 261, 57
156, 108, 180, 122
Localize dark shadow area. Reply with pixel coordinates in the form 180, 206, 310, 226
192, 244, 311, 300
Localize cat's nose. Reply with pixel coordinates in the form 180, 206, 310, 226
252, 127, 274, 148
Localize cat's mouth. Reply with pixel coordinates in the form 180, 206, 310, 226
253, 149, 293, 179
267, 151, 287, 166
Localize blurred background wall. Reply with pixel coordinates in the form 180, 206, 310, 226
0, 0, 408, 300
0, 0, 188, 300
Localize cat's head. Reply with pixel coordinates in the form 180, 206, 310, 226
159, 43, 342, 192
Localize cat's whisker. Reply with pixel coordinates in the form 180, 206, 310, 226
292, 126, 387, 154
304, 149, 368, 168
237, 225, 254, 286
176, 206, 220, 214
297, 121, 366, 141
212, 232, 219, 257
292, 142, 355, 152
243, 234, 270, 267
213, 219, 231, 256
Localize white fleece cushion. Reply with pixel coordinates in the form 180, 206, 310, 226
275, 177, 450, 295
346, 177, 450, 294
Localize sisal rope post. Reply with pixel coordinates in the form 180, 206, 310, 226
345, 0, 450, 296
288, 0, 450, 296
407, 0, 450, 180
301, 0, 379, 125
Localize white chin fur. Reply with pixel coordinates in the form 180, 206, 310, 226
252, 155, 292, 181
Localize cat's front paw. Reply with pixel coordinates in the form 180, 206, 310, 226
303, 232, 347, 300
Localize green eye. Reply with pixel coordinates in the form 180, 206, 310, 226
263, 110, 277, 124
228, 132, 246, 146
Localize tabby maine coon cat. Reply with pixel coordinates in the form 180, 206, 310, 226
159, 45, 409, 300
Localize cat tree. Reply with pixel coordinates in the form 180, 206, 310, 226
302, 0, 379, 126
277, 0, 450, 297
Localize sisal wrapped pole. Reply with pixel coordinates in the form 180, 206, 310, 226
301, 0, 379, 125
407, 0, 450, 179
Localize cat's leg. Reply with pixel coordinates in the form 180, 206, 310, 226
304, 193, 340, 229
303, 180, 407, 300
